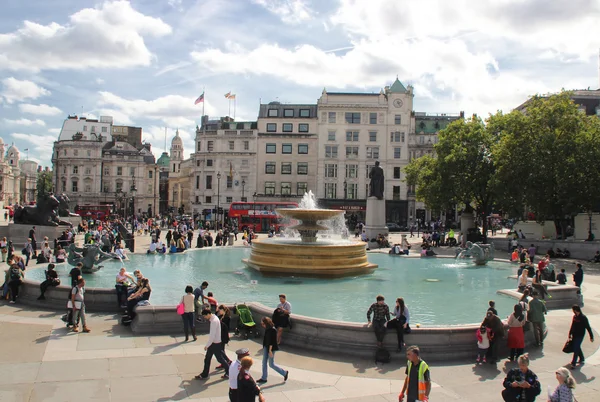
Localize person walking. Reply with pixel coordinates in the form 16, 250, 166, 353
572, 263, 584, 289
237, 356, 265, 402
399, 345, 431, 402
7, 263, 24, 304
181, 285, 196, 341
29, 226, 37, 257
23, 238, 33, 267
71, 278, 90, 333
548, 367, 576, 402
228, 348, 250, 402
527, 291, 547, 347
257, 317, 289, 384
507, 304, 527, 361
0, 237, 7, 262
367, 294, 390, 347
38, 263, 60, 300
568, 305, 594, 369
501, 353, 541, 402
195, 308, 230, 380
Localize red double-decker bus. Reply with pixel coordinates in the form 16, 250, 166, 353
229, 201, 298, 233
74, 204, 114, 222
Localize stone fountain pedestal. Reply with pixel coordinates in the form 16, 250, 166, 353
364, 197, 388, 249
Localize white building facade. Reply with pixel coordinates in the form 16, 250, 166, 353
0, 139, 21, 207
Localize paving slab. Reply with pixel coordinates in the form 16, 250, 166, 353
29, 378, 109, 402
76, 334, 136, 350
36, 359, 109, 382
110, 374, 187, 402
0, 383, 33, 402
283, 386, 347, 402
108, 355, 180, 378
0, 362, 40, 385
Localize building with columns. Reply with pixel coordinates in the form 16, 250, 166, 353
168, 130, 193, 215
0, 139, 21, 207
52, 115, 157, 216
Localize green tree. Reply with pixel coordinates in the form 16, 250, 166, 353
36, 170, 53, 201
406, 117, 499, 241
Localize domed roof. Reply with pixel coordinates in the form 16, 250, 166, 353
0, 137, 4, 144
7, 143, 19, 154
157, 151, 170, 167
171, 129, 183, 145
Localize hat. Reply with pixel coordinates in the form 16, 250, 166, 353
235, 348, 250, 356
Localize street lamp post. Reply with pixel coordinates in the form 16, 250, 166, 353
241, 179, 246, 201
217, 172, 221, 230
253, 192, 257, 233
130, 178, 137, 252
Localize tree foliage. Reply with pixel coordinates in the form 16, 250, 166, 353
36, 170, 53, 201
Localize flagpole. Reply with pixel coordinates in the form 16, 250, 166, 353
228, 97, 231, 117
234, 97, 236, 120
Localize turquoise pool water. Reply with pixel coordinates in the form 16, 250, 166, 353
27, 249, 518, 325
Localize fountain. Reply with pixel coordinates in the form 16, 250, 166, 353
242, 192, 377, 277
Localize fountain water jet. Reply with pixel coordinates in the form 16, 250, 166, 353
242, 192, 377, 277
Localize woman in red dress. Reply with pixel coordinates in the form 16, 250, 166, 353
507, 304, 526, 361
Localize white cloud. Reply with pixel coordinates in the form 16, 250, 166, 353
252, 0, 313, 24
4, 118, 46, 127
1, 78, 50, 104
96, 78, 105, 85
0, 1, 172, 72
10, 132, 56, 160
18, 103, 63, 116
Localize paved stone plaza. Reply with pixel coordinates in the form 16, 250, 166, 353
1, 231, 599, 401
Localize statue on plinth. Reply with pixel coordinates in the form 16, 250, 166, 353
67, 243, 118, 273
456, 241, 495, 265
13, 194, 72, 226
369, 161, 385, 200
56, 193, 79, 218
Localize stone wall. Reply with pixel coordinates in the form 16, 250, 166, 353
490, 238, 600, 261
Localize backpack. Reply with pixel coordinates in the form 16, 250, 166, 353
9, 267, 21, 281
375, 347, 391, 364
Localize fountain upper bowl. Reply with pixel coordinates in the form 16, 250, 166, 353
276, 208, 344, 222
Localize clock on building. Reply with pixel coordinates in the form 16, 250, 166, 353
393, 99, 403, 108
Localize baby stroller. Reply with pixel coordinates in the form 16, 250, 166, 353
234, 304, 260, 340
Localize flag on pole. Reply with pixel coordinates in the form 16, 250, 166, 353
194, 93, 205, 104
227, 94, 236, 100
229, 162, 233, 178
224, 91, 231, 98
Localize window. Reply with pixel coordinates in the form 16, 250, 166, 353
242, 159, 249, 167
346, 146, 359, 158
328, 130, 336, 141
284, 109, 294, 117
420, 136, 424, 144
299, 109, 310, 117
390, 132, 405, 142
282, 123, 293, 132
265, 162, 276, 174
268, 109, 278, 117
325, 145, 338, 158
325, 183, 337, 199
394, 147, 401, 159
91, 126, 96, 132
393, 185, 401, 200
130, 167, 135, 176
148, 183, 153, 194
281, 182, 291, 195
74, 149, 79, 156
345, 164, 358, 178
84, 167, 91, 175
266, 143, 276, 153
83, 125, 87, 131
266, 123, 277, 132
229, 141, 235, 151
63, 166, 67, 174
241, 197, 248, 202
227, 176, 233, 189
324, 164, 338, 178
149, 170, 153, 179
196, 175, 200, 189
328, 112, 336, 123
87, 150, 91, 157
206, 196, 212, 204
265, 181, 275, 195
71, 180, 78, 192
297, 182, 308, 195
103, 184, 110, 193
345, 112, 361, 124
207, 141, 214, 151
395, 114, 401, 125
366, 146, 379, 159
281, 162, 292, 174
298, 123, 309, 132
297, 162, 308, 175
206, 159, 213, 167
116, 182, 123, 192
62, 179, 66, 192
243, 141, 249, 150
195, 196, 199, 204
282, 144, 292, 154
104, 167, 109, 176
366, 164, 374, 178
346, 131, 359, 142
226, 196, 233, 203
197, 160, 201, 167
206, 175, 212, 190
394, 167, 401, 179
73, 166, 78, 174
347, 183, 358, 199
369, 113, 377, 124
369, 131, 377, 142
102, 127, 107, 132
197, 141, 201, 152
298, 144, 308, 154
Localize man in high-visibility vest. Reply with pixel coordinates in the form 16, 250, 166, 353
399, 345, 431, 402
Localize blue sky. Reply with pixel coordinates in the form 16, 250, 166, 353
1, 0, 599, 167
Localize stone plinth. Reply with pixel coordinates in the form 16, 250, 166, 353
364, 197, 388, 249
0, 224, 65, 248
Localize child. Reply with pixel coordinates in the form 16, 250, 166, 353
556, 268, 567, 285
511, 249, 519, 262
476, 324, 490, 363
206, 292, 218, 313
487, 300, 497, 316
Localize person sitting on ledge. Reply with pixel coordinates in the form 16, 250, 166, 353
589, 251, 600, 263
125, 277, 151, 321
176, 237, 186, 252
169, 240, 178, 253
147, 240, 157, 254
556, 268, 567, 285
389, 244, 403, 255
157, 239, 166, 254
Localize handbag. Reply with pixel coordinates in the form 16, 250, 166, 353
404, 324, 412, 334
562, 339, 573, 354
386, 318, 397, 329
176, 302, 185, 315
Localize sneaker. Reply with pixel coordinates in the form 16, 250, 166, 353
221, 374, 229, 379
216, 364, 225, 370
194, 374, 208, 380
256, 379, 267, 383
483, 357, 487, 363
570, 364, 576, 370
9, 301, 15, 304
284, 371, 289, 382
476, 357, 480, 363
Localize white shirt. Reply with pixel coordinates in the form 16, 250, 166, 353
278, 301, 292, 314
149, 242, 157, 252
228, 359, 241, 389
206, 314, 222, 348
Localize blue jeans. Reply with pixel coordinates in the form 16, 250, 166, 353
571, 336, 585, 364
261, 348, 286, 380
